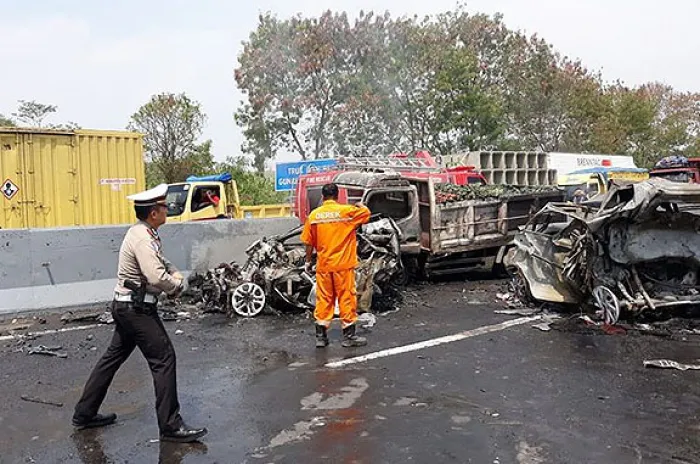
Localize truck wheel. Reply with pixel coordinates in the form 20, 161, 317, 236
392, 267, 410, 287
492, 261, 508, 278
399, 256, 424, 284
492, 245, 510, 278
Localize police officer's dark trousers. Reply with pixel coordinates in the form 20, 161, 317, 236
73, 301, 184, 433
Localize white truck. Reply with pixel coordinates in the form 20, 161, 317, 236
441, 151, 639, 186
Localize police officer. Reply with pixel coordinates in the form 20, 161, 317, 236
72, 184, 207, 443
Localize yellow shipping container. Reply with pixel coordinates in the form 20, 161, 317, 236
0, 128, 146, 229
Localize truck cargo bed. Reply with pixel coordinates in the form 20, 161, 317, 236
427, 182, 563, 254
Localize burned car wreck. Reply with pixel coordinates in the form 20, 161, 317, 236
504, 179, 700, 324
186, 217, 404, 317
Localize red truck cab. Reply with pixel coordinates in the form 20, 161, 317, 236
650, 157, 700, 183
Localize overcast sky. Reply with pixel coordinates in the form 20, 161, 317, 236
1, 1, 697, 165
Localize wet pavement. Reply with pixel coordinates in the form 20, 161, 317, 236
2, 279, 700, 463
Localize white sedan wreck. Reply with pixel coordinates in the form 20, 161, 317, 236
504, 178, 700, 324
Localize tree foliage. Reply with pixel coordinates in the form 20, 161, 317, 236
0, 114, 15, 127
12, 100, 57, 127
2, 100, 79, 129
215, 156, 287, 205
129, 93, 214, 185
235, 8, 700, 168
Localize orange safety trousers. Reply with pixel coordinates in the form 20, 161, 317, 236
315, 269, 357, 328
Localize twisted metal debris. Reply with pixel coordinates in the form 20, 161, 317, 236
186, 218, 405, 317
505, 178, 700, 325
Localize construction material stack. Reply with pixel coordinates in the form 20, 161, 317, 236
441, 151, 556, 186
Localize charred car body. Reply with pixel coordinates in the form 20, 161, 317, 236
186, 217, 404, 317
505, 178, 700, 323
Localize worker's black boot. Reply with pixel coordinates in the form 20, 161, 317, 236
315, 324, 329, 348
341, 324, 367, 348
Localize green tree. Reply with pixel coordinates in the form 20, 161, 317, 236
215, 156, 286, 205
429, 47, 504, 153
235, 11, 364, 163
128, 93, 212, 184
145, 140, 214, 187
12, 100, 57, 127
0, 114, 15, 127
234, 7, 700, 163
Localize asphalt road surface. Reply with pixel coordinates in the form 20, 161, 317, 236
1, 278, 700, 464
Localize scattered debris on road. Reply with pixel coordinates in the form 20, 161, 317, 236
505, 179, 700, 325
181, 218, 404, 318
495, 308, 541, 317
60, 310, 113, 325
357, 312, 377, 329
27, 345, 68, 358
20, 395, 64, 407
643, 359, 700, 371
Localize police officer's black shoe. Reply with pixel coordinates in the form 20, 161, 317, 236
160, 425, 208, 443
341, 324, 367, 348
315, 324, 329, 348
72, 413, 117, 430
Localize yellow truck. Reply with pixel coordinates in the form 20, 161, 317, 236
557, 166, 649, 203
164, 173, 291, 222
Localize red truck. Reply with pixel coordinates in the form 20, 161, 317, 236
649, 156, 700, 183
294, 152, 486, 221
292, 153, 563, 278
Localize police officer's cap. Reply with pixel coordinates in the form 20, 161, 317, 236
127, 184, 168, 207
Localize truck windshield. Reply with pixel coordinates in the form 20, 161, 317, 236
166, 185, 189, 217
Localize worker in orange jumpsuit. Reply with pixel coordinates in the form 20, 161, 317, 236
301, 183, 371, 348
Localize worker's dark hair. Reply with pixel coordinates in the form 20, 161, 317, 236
322, 183, 339, 199
135, 204, 156, 221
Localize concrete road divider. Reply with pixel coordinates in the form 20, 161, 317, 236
0, 218, 298, 314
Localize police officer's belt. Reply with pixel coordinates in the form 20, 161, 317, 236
114, 293, 157, 304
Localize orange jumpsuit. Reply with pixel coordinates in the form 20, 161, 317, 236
300, 200, 371, 328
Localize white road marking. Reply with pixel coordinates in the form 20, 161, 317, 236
325, 315, 542, 368
0, 324, 106, 342
301, 377, 369, 410
266, 417, 327, 449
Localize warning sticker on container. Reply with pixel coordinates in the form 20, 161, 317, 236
1, 178, 19, 201
100, 178, 136, 191
100, 178, 136, 185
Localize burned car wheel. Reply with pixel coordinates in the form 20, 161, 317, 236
511, 269, 535, 306
592, 286, 620, 325
231, 282, 266, 317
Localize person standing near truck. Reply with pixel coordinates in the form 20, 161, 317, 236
301, 183, 371, 348
72, 184, 208, 443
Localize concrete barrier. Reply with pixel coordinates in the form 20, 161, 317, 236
0, 218, 299, 314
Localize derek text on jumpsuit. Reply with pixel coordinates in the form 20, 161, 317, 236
300, 183, 371, 348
